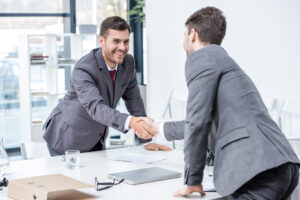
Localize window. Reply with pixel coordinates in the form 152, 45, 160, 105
0, 0, 64, 13
76, 0, 127, 27
0, 0, 66, 146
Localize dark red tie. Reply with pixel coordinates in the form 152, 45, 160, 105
109, 70, 116, 85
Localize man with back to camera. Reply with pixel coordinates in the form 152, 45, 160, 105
141, 7, 300, 199
43, 16, 161, 156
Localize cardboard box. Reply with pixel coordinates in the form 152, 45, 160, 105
7, 174, 97, 200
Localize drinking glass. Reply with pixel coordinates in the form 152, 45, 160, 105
65, 150, 80, 169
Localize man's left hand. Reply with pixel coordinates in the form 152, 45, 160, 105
144, 143, 173, 151
173, 185, 205, 197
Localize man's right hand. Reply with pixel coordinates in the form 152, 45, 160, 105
144, 143, 173, 151
173, 185, 205, 197
129, 117, 158, 139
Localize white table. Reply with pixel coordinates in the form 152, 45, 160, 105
0, 146, 224, 200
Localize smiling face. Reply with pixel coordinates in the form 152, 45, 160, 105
99, 29, 130, 68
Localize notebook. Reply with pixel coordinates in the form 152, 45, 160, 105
108, 167, 181, 185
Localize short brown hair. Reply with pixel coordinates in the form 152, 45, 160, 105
100, 16, 131, 37
185, 7, 226, 45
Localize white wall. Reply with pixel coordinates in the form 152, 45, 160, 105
146, 0, 300, 121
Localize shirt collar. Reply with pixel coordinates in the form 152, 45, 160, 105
106, 64, 118, 71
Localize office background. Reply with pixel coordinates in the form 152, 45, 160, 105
146, 0, 300, 140
0, 0, 300, 153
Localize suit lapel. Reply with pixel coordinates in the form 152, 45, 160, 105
113, 63, 127, 107
94, 49, 114, 106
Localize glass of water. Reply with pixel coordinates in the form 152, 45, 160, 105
65, 150, 80, 169
0, 134, 9, 177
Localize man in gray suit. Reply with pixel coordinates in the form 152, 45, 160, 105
43, 16, 156, 156
143, 7, 300, 199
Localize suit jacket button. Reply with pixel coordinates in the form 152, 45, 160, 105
112, 123, 119, 128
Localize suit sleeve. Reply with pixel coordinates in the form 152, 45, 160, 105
72, 64, 129, 132
184, 66, 220, 186
164, 121, 185, 140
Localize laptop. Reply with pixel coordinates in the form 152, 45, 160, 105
107, 167, 182, 185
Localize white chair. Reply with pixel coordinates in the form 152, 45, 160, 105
280, 100, 300, 139
268, 99, 286, 129
160, 90, 187, 149
19, 142, 50, 160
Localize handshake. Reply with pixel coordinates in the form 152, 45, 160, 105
129, 116, 159, 139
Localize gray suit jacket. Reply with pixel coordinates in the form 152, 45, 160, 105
164, 45, 299, 196
43, 48, 147, 154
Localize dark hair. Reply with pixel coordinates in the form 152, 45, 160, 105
100, 16, 131, 37
185, 7, 226, 45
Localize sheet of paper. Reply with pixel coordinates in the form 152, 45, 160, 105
107, 153, 167, 164
202, 174, 216, 192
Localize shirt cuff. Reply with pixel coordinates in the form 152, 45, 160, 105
124, 115, 132, 131
154, 122, 168, 143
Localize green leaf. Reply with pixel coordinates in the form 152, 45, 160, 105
128, 0, 145, 23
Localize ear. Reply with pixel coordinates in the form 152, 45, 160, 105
191, 29, 197, 43
98, 36, 104, 47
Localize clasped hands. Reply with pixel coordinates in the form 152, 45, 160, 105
129, 116, 172, 151
129, 116, 158, 139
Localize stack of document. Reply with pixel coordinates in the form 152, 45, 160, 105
108, 153, 167, 164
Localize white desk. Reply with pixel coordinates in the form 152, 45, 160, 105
0, 146, 224, 200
